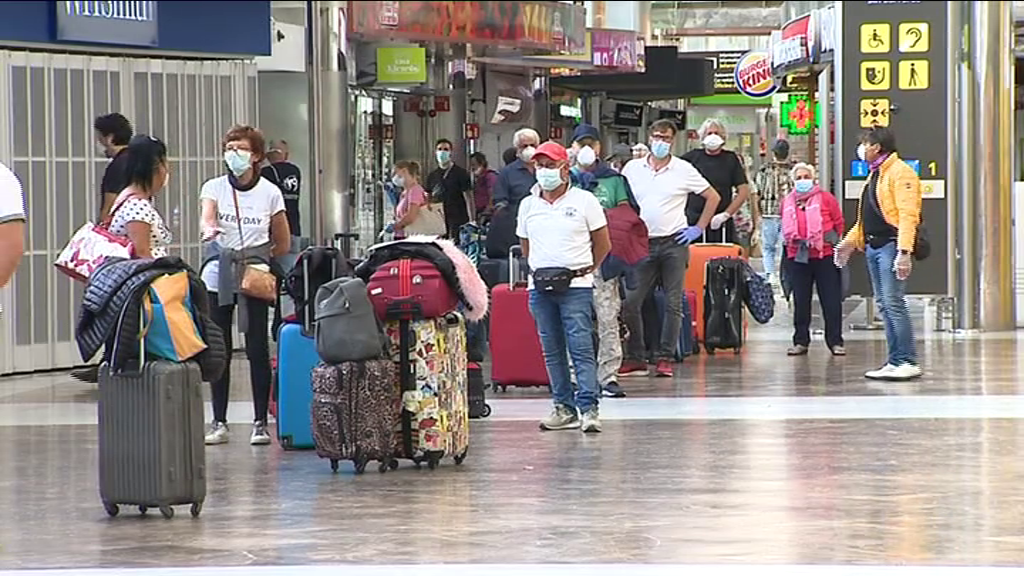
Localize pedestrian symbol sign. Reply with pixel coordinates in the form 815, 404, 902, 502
859, 98, 890, 128
898, 59, 929, 90
860, 23, 891, 54
860, 60, 891, 91
898, 22, 929, 53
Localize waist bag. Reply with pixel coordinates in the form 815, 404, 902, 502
533, 267, 585, 293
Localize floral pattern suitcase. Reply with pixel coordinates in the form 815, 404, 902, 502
384, 313, 469, 468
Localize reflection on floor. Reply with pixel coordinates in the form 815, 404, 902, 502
0, 305, 1023, 571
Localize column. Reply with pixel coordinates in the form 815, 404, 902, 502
450, 45, 469, 169
817, 65, 831, 191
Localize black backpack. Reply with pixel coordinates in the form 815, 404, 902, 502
284, 247, 355, 327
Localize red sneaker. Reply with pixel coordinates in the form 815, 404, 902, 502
655, 360, 674, 378
617, 361, 649, 377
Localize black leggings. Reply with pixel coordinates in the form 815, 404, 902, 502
208, 292, 272, 424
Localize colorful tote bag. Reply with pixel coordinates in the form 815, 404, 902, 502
141, 272, 208, 362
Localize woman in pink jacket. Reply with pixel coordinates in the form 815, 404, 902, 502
782, 162, 846, 357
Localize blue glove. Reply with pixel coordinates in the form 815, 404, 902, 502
674, 226, 703, 246
384, 222, 396, 234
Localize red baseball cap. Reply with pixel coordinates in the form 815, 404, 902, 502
531, 141, 568, 163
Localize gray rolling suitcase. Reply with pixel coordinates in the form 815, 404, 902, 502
98, 359, 207, 519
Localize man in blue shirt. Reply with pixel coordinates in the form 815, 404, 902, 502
488, 127, 540, 258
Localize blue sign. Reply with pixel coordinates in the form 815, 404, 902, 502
56, 1, 159, 47
904, 159, 921, 176
851, 160, 869, 178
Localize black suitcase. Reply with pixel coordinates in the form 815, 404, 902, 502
467, 363, 491, 419
703, 257, 745, 355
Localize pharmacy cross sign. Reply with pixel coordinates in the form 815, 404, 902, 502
55, 1, 159, 47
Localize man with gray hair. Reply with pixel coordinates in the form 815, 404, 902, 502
682, 118, 751, 244
261, 139, 302, 238
489, 127, 541, 257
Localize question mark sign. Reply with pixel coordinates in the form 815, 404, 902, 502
908, 28, 922, 49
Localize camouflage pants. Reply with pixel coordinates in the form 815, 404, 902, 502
593, 274, 623, 386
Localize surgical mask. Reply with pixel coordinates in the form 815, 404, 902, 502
794, 179, 814, 194
702, 134, 725, 151
856, 143, 867, 161
224, 150, 253, 176
650, 140, 671, 159
535, 167, 563, 191
520, 145, 536, 162
392, 175, 405, 188
576, 145, 596, 167
436, 150, 451, 165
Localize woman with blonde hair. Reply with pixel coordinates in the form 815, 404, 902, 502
389, 160, 429, 238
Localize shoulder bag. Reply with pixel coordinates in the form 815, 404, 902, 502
232, 187, 277, 301
54, 194, 138, 282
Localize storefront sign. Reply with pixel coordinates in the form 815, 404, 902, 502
590, 28, 637, 71
779, 94, 818, 134
376, 45, 426, 84
772, 13, 813, 74
733, 51, 777, 98
684, 51, 743, 93
613, 103, 643, 127
814, 5, 836, 62
657, 109, 686, 131
55, 0, 159, 47
349, 1, 586, 54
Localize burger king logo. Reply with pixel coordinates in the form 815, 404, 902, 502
734, 51, 778, 98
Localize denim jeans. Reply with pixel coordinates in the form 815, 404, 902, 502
622, 237, 689, 362
865, 242, 917, 366
761, 217, 782, 278
528, 287, 600, 413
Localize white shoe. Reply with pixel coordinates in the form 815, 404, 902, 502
249, 421, 272, 445
865, 364, 898, 380
204, 421, 229, 445
889, 363, 923, 380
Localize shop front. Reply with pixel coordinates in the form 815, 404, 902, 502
0, 1, 272, 374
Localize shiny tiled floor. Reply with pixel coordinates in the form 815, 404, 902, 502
1, 300, 1023, 572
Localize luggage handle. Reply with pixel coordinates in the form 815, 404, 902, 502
509, 244, 524, 290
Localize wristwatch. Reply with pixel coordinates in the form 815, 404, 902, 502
898, 249, 911, 256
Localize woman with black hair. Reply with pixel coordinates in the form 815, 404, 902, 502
106, 135, 172, 258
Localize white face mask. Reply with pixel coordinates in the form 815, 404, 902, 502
703, 134, 725, 151
857, 143, 868, 161
520, 146, 536, 162
576, 145, 597, 167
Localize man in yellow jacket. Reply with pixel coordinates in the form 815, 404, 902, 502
834, 127, 923, 381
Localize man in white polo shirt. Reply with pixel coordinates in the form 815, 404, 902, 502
619, 119, 720, 378
0, 161, 25, 288
517, 141, 612, 433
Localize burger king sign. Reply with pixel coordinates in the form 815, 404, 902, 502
733, 51, 778, 99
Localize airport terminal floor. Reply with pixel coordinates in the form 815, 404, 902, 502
1, 300, 1023, 575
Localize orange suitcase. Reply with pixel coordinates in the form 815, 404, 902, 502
685, 243, 746, 343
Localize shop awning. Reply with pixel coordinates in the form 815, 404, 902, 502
549, 46, 714, 102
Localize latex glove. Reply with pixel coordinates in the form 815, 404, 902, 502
384, 221, 396, 233
833, 241, 853, 268
893, 251, 913, 281
674, 226, 703, 246
710, 212, 732, 230
200, 225, 223, 242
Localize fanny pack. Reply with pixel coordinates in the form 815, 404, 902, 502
532, 267, 587, 293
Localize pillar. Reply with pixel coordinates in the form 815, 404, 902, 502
958, 0, 1015, 330
817, 64, 831, 191
450, 45, 469, 169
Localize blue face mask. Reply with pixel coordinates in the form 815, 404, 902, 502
650, 140, 671, 159
224, 150, 253, 177
436, 149, 451, 165
794, 179, 814, 194
536, 167, 564, 191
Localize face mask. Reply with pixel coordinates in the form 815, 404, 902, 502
576, 145, 597, 167
224, 150, 253, 176
794, 179, 814, 194
650, 140, 671, 159
856, 144, 867, 161
703, 134, 725, 151
535, 167, 563, 191
520, 146, 536, 162
436, 150, 451, 165
392, 175, 405, 188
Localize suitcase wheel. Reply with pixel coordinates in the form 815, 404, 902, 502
139, 506, 148, 515
706, 346, 716, 356
103, 502, 119, 517
733, 348, 741, 355
330, 459, 340, 473
427, 453, 441, 470
481, 403, 492, 418
389, 459, 400, 471
354, 458, 368, 474
378, 460, 391, 474
159, 505, 174, 519
190, 501, 203, 518
454, 450, 467, 466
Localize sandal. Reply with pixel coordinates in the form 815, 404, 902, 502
787, 344, 809, 356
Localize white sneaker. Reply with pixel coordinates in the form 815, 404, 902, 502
580, 409, 602, 434
865, 364, 898, 380
539, 405, 580, 431
889, 363, 923, 380
249, 421, 272, 445
204, 421, 229, 445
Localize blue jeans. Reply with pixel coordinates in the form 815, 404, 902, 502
761, 217, 782, 277
528, 288, 600, 414
865, 242, 917, 366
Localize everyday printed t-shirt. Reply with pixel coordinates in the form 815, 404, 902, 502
107, 194, 172, 258
199, 175, 286, 291
0, 161, 25, 224
516, 184, 607, 290
621, 156, 710, 238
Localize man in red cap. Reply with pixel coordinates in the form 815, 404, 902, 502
516, 141, 612, 433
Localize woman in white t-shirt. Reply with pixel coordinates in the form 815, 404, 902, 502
199, 125, 291, 448
107, 135, 173, 259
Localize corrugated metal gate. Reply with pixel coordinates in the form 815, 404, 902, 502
0, 51, 257, 375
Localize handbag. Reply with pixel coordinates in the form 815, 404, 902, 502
404, 202, 447, 236
740, 261, 775, 324
54, 195, 137, 282
231, 187, 277, 302
532, 267, 583, 293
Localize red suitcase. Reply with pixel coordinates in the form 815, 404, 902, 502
367, 257, 459, 321
489, 247, 548, 391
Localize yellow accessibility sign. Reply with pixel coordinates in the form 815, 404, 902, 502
859, 98, 890, 128
898, 59, 929, 90
898, 22, 929, 53
860, 60, 891, 91
860, 23, 891, 54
